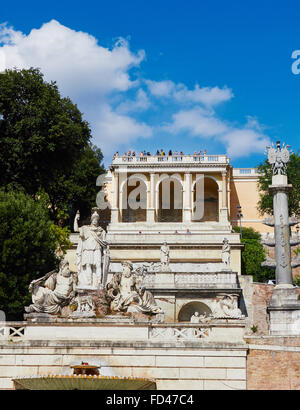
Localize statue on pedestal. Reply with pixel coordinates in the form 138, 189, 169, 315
221, 238, 231, 267
25, 260, 77, 315
267, 141, 290, 176
74, 209, 109, 288
160, 241, 170, 271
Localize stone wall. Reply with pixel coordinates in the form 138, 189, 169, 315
0, 322, 247, 390
246, 336, 300, 390
239, 277, 273, 335
0, 341, 247, 390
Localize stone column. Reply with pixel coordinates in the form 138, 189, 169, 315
147, 173, 156, 223
111, 172, 119, 223
220, 171, 229, 224
269, 174, 293, 287
183, 173, 192, 223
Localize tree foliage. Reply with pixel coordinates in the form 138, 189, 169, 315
233, 226, 274, 282
0, 68, 105, 220
257, 152, 300, 216
0, 189, 63, 319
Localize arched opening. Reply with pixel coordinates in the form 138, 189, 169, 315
157, 176, 183, 222
193, 177, 219, 222
178, 301, 212, 322
121, 177, 147, 222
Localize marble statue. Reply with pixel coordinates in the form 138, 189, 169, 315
267, 141, 290, 175
25, 260, 77, 315
190, 311, 211, 323
211, 295, 243, 319
135, 287, 163, 314
107, 261, 163, 315
74, 209, 108, 288
190, 312, 200, 323
160, 241, 170, 271
221, 238, 231, 267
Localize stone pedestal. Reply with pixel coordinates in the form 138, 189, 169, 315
267, 172, 300, 334
269, 178, 293, 286
220, 208, 229, 225
155, 271, 175, 286
147, 208, 155, 223
268, 287, 300, 334
71, 287, 110, 319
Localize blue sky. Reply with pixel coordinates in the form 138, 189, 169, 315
1, 0, 300, 167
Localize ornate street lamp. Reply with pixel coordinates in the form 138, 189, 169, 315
236, 205, 243, 238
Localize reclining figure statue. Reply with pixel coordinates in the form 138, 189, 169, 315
25, 260, 77, 315
107, 261, 163, 315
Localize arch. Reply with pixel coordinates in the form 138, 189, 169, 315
121, 174, 148, 222
156, 174, 183, 223
178, 301, 212, 322
192, 176, 219, 222
120, 174, 149, 194
191, 174, 220, 191
155, 173, 184, 193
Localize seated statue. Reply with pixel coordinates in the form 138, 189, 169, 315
211, 294, 243, 319
190, 311, 201, 323
25, 260, 77, 315
107, 261, 163, 315
132, 287, 163, 314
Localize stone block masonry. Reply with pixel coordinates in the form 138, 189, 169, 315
0, 321, 247, 390
246, 336, 300, 390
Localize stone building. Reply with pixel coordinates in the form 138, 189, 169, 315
1, 151, 300, 390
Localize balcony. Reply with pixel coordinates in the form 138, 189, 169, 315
112, 154, 229, 165
232, 168, 260, 177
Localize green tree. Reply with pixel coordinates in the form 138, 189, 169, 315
0, 189, 68, 320
257, 152, 300, 216
233, 226, 274, 282
0, 68, 105, 219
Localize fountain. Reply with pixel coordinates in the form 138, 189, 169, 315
13, 361, 156, 390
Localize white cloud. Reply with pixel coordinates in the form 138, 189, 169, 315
0, 20, 150, 160
116, 89, 150, 114
0, 20, 270, 162
220, 117, 270, 158
0, 20, 144, 97
145, 79, 233, 107
163, 107, 229, 137
93, 104, 152, 154
145, 79, 175, 98
162, 108, 270, 157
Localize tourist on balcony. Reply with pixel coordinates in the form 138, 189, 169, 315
203, 149, 207, 155
168, 149, 172, 156
161, 149, 165, 156
155, 149, 160, 156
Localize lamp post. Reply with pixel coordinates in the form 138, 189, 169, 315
236, 205, 243, 238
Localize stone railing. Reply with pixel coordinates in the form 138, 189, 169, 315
232, 168, 259, 177
174, 272, 238, 288
0, 323, 25, 340
112, 154, 229, 165
149, 325, 211, 340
